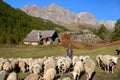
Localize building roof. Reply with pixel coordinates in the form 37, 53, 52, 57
23, 30, 56, 42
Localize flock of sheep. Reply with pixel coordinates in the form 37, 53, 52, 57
0, 54, 118, 80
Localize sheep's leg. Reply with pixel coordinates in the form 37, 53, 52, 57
107, 65, 109, 73
88, 73, 92, 80
29, 67, 33, 73
104, 65, 107, 72
97, 61, 100, 68
112, 66, 114, 74
76, 75, 79, 80
86, 73, 89, 80
59, 68, 60, 74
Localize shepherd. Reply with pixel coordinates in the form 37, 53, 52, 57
66, 44, 73, 59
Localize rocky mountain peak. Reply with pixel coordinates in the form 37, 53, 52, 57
99, 20, 116, 30
49, 3, 57, 9
78, 12, 100, 27
22, 4, 115, 31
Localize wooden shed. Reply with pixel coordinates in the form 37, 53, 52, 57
23, 30, 59, 45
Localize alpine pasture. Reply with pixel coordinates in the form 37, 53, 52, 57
0, 44, 120, 80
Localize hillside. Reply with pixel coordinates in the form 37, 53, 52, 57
0, 0, 68, 44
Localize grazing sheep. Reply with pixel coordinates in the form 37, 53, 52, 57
79, 56, 84, 62
57, 57, 66, 73
39, 68, 56, 80
32, 63, 42, 74
11, 60, 18, 71
84, 59, 95, 80
44, 58, 56, 74
109, 56, 118, 74
101, 55, 112, 73
72, 61, 84, 80
3, 61, 12, 72
61, 57, 72, 74
27, 58, 35, 73
6, 72, 18, 80
96, 55, 103, 68
24, 73, 40, 80
72, 56, 80, 66
83, 55, 91, 62
18, 59, 26, 73
0, 61, 4, 70
0, 70, 8, 80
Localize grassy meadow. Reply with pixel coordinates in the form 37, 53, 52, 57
0, 44, 120, 80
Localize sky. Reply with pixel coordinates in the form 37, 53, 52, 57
3, 0, 120, 21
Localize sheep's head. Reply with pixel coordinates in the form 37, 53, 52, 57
109, 56, 118, 65
112, 56, 118, 64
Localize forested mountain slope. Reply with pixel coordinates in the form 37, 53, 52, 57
0, 0, 68, 44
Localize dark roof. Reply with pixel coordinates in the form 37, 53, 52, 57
23, 30, 56, 42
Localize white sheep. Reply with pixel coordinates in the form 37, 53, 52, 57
10, 60, 18, 71
79, 56, 84, 62
27, 58, 35, 73
3, 61, 12, 72
57, 57, 67, 73
24, 73, 40, 80
84, 59, 95, 80
72, 56, 80, 66
96, 55, 103, 68
42, 68, 56, 80
101, 55, 112, 73
32, 63, 42, 74
72, 61, 84, 80
0, 70, 8, 80
0, 61, 4, 70
18, 59, 26, 73
6, 72, 18, 80
110, 56, 118, 74
61, 57, 72, 74
44, 58, 56, 74
101, 55, 118, 73
83, 55, 91, 62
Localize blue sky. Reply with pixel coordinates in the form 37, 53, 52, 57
3, 0, 120, 21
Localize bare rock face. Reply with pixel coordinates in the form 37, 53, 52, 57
78, 12, 100, 27
68, 30, 102, 43
22, 4, 78, 24
100, 20, 116, 30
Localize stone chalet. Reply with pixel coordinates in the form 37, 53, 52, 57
23, 30, 60, 45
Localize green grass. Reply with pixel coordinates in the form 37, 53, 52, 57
0, 44, 120, 80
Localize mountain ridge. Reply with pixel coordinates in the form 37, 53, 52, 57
22, 4, 116, 31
